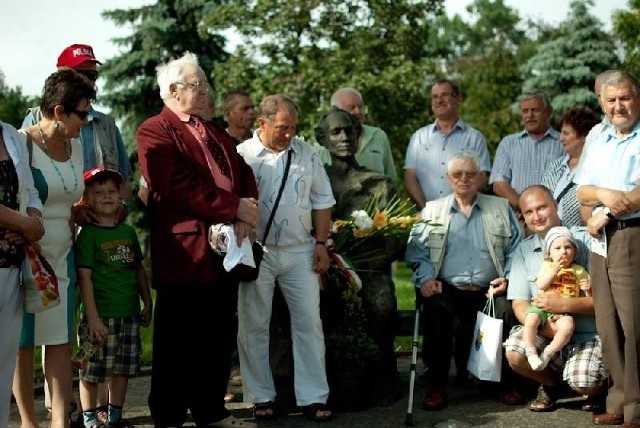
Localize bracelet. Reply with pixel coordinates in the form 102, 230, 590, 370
315, 240, 326, 246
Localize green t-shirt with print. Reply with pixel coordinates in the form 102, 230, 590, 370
75, 223, 143, 318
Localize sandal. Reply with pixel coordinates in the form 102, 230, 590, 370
301, 403, 332, 422
252, 401, 276, 420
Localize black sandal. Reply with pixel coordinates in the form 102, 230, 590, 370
252, 401, 276, 420
301, 403, 332, 422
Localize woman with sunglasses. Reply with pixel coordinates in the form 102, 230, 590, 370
13, 68, 96, 428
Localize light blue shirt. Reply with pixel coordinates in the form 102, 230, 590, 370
404, 119, 491, 202
406, 196, 521, 287
574, 122, 640, 220
22, 108, 132, 178
506, 228, 597, 344
490, 128, 563, 194
237, 133, 335, 249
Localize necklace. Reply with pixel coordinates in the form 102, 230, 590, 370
36, 124, 78, 195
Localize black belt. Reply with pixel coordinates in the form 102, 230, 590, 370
606, 217, 640, 231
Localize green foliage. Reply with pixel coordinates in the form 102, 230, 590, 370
521, 0, 620, 117
612, 0, 640, 77
0, 85, 37, 129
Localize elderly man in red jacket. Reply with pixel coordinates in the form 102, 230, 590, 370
137, 52, 258, 428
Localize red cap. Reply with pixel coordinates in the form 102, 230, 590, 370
83, 168, 123, 186
56, 44, 102, 68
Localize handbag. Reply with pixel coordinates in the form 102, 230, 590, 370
237, 149, 292, 282
22, 244, 60, 313
467, 294, 503, 382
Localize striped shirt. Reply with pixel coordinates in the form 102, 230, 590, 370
404, 119, 491, 202
540, 155, 582, 227
490, 128, 563, 194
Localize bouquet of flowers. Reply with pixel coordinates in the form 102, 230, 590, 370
326, 195, 424, 290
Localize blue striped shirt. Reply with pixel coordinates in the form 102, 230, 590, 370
404, 119, 491, 201
574, 122, 640, 220
489, 128, 563, 194
540, 155, 582, 227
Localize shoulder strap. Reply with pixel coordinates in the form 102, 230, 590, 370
260, 149, 293, 244
25, 132, 33, 165
555, 181, 575, 203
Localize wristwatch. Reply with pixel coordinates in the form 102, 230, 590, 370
602, 207, 615, 219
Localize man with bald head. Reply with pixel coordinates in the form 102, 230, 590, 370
315, 87, 396, 178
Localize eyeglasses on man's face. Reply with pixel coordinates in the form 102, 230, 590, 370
449, 171, 478, 180
176, 81, 210, 91
69, 108, 91, 120
77, 69, 99, 82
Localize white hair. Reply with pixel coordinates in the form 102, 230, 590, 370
447, 151, 481, 172
156, 52, 200, 100
330, 87, 362, 108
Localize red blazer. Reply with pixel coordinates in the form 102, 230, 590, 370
136, 107, 258, 287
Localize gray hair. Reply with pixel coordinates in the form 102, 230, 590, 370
519, 90, 551, 109
600, 70, 640, 99
447, 151, 481, 171
330, 87, 363, 108
258, 94, 298, 121
156, 52, 200, 100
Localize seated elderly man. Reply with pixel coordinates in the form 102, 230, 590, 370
315, 107, 401, 405
504, 185, 607, 415
406, 151, 522, 411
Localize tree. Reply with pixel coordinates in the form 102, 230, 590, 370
205, 0, 446, 171
612, 0, 640, 77
520, 0, 620, 116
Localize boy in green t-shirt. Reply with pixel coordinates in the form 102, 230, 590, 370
75, 168, 152, 428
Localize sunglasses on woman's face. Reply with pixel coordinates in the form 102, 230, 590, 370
69, 108, 90, 120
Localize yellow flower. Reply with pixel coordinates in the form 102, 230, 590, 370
353, 229, 370, 238
372, 210, 388, 229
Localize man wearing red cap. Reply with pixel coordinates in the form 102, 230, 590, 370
23, 43, 132, 212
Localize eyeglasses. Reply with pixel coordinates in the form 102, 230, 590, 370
77, 70, 99, 82
430, 92, 457, 101
69, 108, 91, 120
176, 81, 210, 91
450, 171, 478, 179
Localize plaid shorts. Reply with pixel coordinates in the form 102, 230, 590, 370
503, 325, 608, 389
77, 316, 141, 383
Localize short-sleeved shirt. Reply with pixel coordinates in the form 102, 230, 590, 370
490, 128, 563, 194
75, 223, 143, 318
237, 134, 335, 249
404, 119, 491, 201
536, 261, 589, 298
574, 122, 640, 220
506, 228, 596, 344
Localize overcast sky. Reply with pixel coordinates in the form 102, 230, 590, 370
0, 0, 628, 98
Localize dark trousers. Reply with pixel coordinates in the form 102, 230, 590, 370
591, 226, 640, 423
149, 276, 236, 427
420, 282, 516, 389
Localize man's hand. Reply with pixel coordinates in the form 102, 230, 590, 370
236, 198, 259, 227
419, 278, 442, 298
586, 212, 609, 238
312, 245, 329, 274
140, 304, 153, 328
531, 291, 567, 314
610, 191, 636, 217
488, 277, 508, 297
233, 220, 255, 243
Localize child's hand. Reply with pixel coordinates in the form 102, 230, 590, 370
88, 318, 108, 343
140, 305, 152, 328
580, 278, 592, 296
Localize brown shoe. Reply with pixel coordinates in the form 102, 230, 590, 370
528, 384, 558, 412
593, 413, 624, 425
621, 423, 640, 428
423, 388, 448, 411
499, 388, 524, 406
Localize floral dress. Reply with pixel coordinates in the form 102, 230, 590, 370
0, 158, 22, 268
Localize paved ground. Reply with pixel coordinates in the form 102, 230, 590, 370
9, 354, 597, 427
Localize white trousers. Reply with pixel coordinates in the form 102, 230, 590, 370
0, 268, 22, 426
238, 246, 329, 406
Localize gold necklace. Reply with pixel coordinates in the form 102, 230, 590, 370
36, 123, 78, 195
